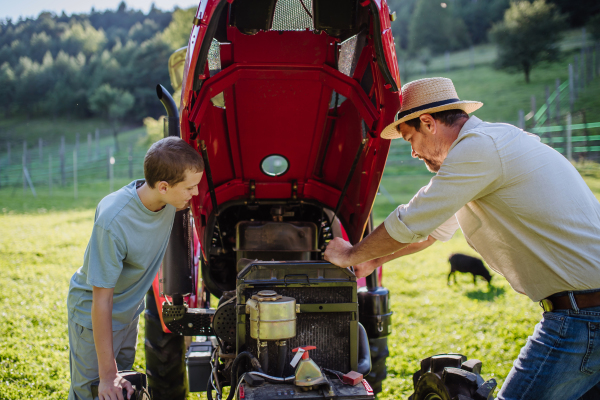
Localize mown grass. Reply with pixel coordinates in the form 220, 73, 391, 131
2, 161, 600, 399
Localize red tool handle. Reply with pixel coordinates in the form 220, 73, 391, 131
292, 346, 316, 360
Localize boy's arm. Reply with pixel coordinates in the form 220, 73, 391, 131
92, 287, 133, 400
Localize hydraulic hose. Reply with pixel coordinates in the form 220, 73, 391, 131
276, 341, 288, 377
227, 352, 264, 400
357, 322, 372, 376
246, 371, 295, 384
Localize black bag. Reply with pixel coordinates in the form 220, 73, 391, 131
91, 371, 151, 400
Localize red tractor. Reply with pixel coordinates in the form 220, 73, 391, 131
150, 0, 496, 399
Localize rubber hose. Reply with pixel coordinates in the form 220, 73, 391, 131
227, 352, 264, 400
246, 372, 295, 384
357, 322, 372, 376
276, 342, 287, 377
259, 345, 269, 375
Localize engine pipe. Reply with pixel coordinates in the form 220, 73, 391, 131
259, 343, 269, 376
227, 351, 264, 400
364, 215, 379, 290
276, 341, 288, 377
357, 323, 372, 376
156, 84, 180, 138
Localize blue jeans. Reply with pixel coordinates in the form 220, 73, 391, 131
498, 303, 600, 400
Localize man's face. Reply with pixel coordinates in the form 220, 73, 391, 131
164, 169, 203, 209
399, 121, 445, 173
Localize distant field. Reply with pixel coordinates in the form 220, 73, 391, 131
2, 161, 600, 399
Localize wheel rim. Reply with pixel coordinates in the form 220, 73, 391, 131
423, 394, 444, 400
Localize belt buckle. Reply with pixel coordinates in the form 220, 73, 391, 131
539, 298, 554, 312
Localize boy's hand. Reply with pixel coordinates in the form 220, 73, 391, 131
98, 372, 134, 400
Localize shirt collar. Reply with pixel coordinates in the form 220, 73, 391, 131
458, 115, 483, 138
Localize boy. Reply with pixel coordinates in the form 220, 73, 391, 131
67, 137, 204, 400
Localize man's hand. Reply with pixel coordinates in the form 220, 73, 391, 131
353, 259, 380, 278
98, 373, 134, 400
323, 237, 354, 268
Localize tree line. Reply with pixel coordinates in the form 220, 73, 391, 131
0, 2, 194, 122
1, 0, 599, 126
389, 0, 599, 73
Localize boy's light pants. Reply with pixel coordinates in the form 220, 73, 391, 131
67, 317, 139, 400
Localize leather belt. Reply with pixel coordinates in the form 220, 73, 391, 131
540, 291, 600, 312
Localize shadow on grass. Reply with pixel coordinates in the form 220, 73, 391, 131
466, 285, 506, 301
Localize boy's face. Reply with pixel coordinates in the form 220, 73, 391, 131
162, 169, 203, 209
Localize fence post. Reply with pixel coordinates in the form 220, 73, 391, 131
49, 154, 52, 196
22, 141, 26, 195
445, 51, 450, 72
470, 45, 474, 70
566, 113, 572, 162
531, 96, 536, 124
95, 129, 100, 161
6, 141, 10, 165
109, 147, 114, 193
518, 110, 525, 129
60, 136, 66, 186
569, 64, 575, 112
555, 79, 560, 124
545, 86, 551, 126
574, 55, 580, 99
73, 149, 78, 200
87, 132, 92, 160
38, 138, 43, 163
581, 28, 586, 90
596, 43, 600, 77
128, 144, 133, 179
76, 132, 80, 153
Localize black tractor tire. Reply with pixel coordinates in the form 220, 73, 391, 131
144, 290, 188, 400
409, 354, 497, 400
366, 336, 389, 394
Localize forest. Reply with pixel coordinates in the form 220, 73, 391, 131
0, 0, 598, 123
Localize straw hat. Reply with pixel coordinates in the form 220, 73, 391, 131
381, 77, 483, 139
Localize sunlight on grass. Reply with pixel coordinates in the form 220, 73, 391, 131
2, 160, 600, 398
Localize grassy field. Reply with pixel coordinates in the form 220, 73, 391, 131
2, 161, 600, 399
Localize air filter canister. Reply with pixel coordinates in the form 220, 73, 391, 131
246, 290, 296, 340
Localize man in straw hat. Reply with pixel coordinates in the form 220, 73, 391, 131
325, 77, 600, 399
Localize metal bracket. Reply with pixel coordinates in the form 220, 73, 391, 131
291, 180, 298, 200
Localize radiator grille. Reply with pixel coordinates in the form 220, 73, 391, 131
246, 312, 351, 376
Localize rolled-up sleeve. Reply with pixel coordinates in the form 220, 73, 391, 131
383, 132, 504, 243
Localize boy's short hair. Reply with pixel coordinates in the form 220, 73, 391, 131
144, 137, 204, 188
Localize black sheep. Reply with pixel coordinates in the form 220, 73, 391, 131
448, 253, 492, 286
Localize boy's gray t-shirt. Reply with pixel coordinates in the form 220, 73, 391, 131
67, 180, 176, 331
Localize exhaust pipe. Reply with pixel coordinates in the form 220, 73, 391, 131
156, 84, 180, 138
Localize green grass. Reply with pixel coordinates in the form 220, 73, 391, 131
2, 161, 600, 399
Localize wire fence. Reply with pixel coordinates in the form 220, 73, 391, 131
0, 128, 149, 198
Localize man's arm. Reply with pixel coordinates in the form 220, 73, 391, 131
92, 287, 133, 400
324, 223, 410, 269
352, 236, 437, 278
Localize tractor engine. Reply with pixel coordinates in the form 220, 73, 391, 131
154, 203, 389, 399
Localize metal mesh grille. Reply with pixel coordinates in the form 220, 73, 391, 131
244, 287, 353, 304
208, 39, 221, 77
338, 34, 359, 77
246, 312, 351, 376
272, 0, 314, 31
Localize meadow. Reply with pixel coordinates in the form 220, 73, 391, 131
2, 161, 600, 399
